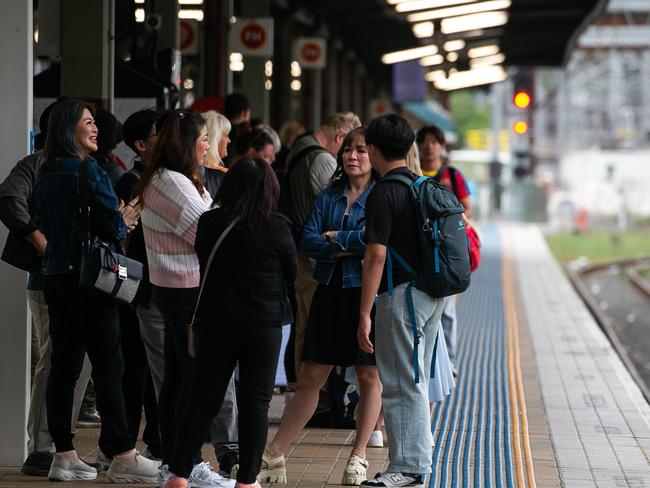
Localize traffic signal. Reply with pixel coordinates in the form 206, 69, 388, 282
511, 70, 533, 136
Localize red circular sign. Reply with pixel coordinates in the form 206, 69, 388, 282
301, 42, 321, 63
240, 23, 266, 50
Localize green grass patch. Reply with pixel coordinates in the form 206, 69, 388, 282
545, 230, 650, 264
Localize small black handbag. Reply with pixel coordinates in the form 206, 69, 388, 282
78, 160, 143, 304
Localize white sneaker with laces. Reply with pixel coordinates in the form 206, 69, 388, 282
156, 464, 172, 487
367, 430, 384, 448
48, 455, 97, 481
106, 451, 160, 483
189, 462, 235, 488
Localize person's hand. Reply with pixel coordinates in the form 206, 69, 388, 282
320, 230, 337, 242
358, 314, 373, 353
25, 229, 47, 256
120, 197, 141, 232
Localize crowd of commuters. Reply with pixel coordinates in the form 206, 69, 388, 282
0, 91, 473, 488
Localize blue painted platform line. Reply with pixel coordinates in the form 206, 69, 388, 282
429, 225, 530, 488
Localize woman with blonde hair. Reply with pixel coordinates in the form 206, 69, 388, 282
201, 110, 231, 198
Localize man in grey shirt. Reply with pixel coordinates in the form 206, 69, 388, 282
282, 112, 361, 376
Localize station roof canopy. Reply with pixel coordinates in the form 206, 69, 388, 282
298, 0, 607, 81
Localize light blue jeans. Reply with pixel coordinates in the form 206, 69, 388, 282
375, 284, 444, 474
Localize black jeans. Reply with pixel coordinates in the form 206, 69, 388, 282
43, 275, 133, 456
169, 324, 281, 483
152, 285, 198, 464
119, 303, 162, 457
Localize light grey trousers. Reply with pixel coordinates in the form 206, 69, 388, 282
136, 299, 238, 454
375, 284, 444, 474
440, 295, 458, 368
26, 290, 92, 455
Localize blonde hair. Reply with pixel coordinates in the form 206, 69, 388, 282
279, 120, 305, 148
405, 143, 423, 176
201, 110, 231, 164
321, 112, 361, 136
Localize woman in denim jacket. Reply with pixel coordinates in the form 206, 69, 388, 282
262, 127, 382, 486
31, 99, 159, 483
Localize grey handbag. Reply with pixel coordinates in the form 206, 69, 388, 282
188, 217, 239, 357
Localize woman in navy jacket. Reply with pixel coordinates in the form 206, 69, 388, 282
261, 127, 382, 486
31, 99, 158, 483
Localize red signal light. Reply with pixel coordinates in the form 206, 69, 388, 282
513, 91, 531, 109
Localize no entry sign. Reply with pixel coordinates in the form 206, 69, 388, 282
294, 38, 327, 69
230, 18, 274, 57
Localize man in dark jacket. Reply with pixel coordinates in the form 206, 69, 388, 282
0, 100, 91, 476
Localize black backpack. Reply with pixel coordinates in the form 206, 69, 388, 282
379, 173, 471, 382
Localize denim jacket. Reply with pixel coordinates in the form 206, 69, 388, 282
31, 157, 126, 276
302, 181, 374, 288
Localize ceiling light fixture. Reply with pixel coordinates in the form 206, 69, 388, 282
412, 22, 434, 38
470, 52, 505, 67
407, 0, 510, 22
381, 45, 438, 64
419, 54, 445, 66
395, 0, 476, 13
443, 39, 466, 51
424, 69, 447, 82
467, 44, 500, 57
433, 65, 507, 90
441, 11, 508, 34
178, 9, 204, 21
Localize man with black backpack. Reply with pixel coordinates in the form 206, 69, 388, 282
358, 115, 470, 488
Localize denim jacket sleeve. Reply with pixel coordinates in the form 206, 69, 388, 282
331, 228, 366, 257
301, 191, 331, 261
88, 163, 127, 243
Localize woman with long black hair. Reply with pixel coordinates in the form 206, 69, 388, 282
31, 99, 158, 483
162, 157, 297, 488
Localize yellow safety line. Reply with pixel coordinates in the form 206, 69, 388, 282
502, 226, 537, 488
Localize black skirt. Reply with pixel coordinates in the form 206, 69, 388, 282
302, 261, 375, 367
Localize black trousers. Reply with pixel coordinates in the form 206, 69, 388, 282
119, 303, 162, 457
44, 275, 133, 456
169, 324, 281, 483
152, 285, 198, 464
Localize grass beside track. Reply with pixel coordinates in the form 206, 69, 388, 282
545, 230, 650, 264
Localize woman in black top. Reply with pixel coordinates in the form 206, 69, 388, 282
163, 158, 297, 488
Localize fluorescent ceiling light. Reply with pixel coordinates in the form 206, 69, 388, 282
179, 0, 203, 4
467, 44, 500, 57
381, 45, 437, 64
447, 52, 459, 62
134, 0, 145, 4
444, 39, 466, 51
441, 11, 508, 34
396, 0, 476, 13
419, 54, 445, 66
387, 0, 417, 4
407, 0, 510, 22
412, 22, 434, 38
470, 52, 505, 67
178, 9, 204, 21
135, 8, 145, 22
433, 65, 507, 90
425, 69, 447, 82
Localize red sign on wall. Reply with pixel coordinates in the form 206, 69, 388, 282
240, 23, 266, 50
294, 38, 327, 69
230, 18, 273, 57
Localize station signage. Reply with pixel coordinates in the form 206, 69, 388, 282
230, 18, 274, 57
294, 38, 327, 69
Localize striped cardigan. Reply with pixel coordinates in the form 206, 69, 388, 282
141, 169, 212, 288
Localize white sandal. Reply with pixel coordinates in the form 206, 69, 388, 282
342, 454, 369, 485
257, 453, 287, 483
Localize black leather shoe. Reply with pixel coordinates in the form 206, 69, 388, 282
21, 452, 53, 476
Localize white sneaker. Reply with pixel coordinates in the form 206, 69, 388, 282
189, 462, 235, 488
48, 455, 98, 481
367, 430, 384, 448
107, 451, 161, 483
156, 464, 172, 487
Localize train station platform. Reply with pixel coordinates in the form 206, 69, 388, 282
1, 223, 649, 487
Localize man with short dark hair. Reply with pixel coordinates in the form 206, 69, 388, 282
358, 114, 444, 488
223, 93, 251, 165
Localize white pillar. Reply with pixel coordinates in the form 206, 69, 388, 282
0, 0, 33, 467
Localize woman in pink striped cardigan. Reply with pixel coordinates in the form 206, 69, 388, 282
137, 109, 233, 488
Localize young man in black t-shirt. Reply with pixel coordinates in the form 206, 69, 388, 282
358, 115, 444, 488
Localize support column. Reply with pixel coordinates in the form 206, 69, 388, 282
326, 40, 339, 117
0, 0, 32, 466
310, 69, 322, 131
241, 0, 271, 121
61, 0, 109, 103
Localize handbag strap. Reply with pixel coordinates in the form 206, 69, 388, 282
190, 217, 240, 324
78, 160, 92, 244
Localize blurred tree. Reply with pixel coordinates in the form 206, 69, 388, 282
449, 89, 491, 147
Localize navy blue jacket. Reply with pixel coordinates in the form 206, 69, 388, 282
31, 157, 126, 276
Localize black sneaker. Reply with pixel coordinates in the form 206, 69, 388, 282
77, 407, 101, 428
21, 452, 53, 476
360, 472, 424, 487
217, 450, 239, 478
